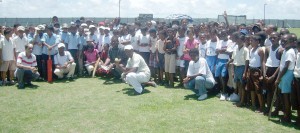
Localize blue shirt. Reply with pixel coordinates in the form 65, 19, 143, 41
41, 33, 58, 55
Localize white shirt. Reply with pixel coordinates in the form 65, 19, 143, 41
177, 36, 187, 58
103, 34, 112, 45
32, 34, 43, 55
249, 47, 262, 68
120, 34, 132, 48
17, 52, 37, 67
199, 42, 207, 58
13, 36, 28, 53
206, 40, 218, 56
294, 52, 300, 78
0, 38, 15, 61
137, 34, 150, 52
187, 57, 216, 84
280, 48, 296, 71
54, 51, 74, 66
126, 52, 150, 77
266, 46, 280, 67
264, 38, 272, 47
232, 46, 249, 66
156, 39, 165, 54
149, 36, 158, 53
67, 33, 81, 50
216, 40, 230, 59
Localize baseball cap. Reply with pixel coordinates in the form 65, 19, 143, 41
17, 26, 25, 31
124, 45, 133, 50
62, 23, 69, 29
58, 43, 65, 48
89, 25, 96, 29
35, 25, 45, 31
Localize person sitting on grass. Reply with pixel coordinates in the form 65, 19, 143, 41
116, 45, 156, 95
183, 48, 216, 101
54, 43, 76, 80
15, 44, 40, 89
83, 44, 99, 75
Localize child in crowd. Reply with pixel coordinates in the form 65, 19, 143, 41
83, 44, 99, 75
0, 28, 16, 85
176, 26, 187, 86
156, 30, 167, 85
248, 35, 265, 113
149, 29, 158, 82
182, 30, 199, 83
164, 28, 179, 88
228, 33, 249, 106
216, 29, 230, 100
137, 27, 150, 65
198, 32, 207, 58
292, 39, 300, 126
275, 34, 296, 123
264, 32, 281, 113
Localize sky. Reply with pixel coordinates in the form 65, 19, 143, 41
0, 0, 299, 19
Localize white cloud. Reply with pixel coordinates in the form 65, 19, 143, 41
0, 0, 299, 19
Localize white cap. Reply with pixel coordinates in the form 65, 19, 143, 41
57, 43, 65, 48
17, 26, 25, 31
124, 45, 133, 50
80, 23, 87, 27
99, 26, 105, 30
89, 25, 96, 29
35, 25, 45, 30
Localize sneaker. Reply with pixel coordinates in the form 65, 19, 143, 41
220, 93, 228, 101
10, 80, 16, 85
198, 94, 208, 101
18, 83, 25, 89
227, 94, 233, 101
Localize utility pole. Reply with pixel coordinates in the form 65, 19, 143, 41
264, 4, 267, 24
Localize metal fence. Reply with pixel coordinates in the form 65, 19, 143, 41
1, 17, 300, 28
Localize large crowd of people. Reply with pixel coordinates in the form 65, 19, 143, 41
0, 13, 300, 126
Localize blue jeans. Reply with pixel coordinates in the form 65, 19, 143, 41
184, 76, 215, 96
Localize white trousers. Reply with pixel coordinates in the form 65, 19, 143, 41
125, 72, 150, 93
54, 63, 76, 78
85, 63, 101, 75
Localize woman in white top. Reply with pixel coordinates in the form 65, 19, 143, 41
183, 48, 216, 101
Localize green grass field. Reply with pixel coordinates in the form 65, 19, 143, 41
0, 77, 299, 132
287, 28, 300, 37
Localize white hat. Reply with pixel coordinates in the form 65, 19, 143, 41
80, 23, 87, 27
99, 26, 105, 30
124, 45, 133, 50
17, 26, 25, 31
104, 27, 110, 30
35, 25, 45, 31
57, 43, 65, 48
89, 25, 96, 29
62, 23, 69, 29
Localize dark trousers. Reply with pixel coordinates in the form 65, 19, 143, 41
16, 69, 39, 84
139, 52, 150, 65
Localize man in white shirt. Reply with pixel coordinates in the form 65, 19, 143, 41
15, 44, 40, 89
13, 26, 28, 55
183, 48, 216, 101
54, 43, 76, 80
116, 45, 156, 95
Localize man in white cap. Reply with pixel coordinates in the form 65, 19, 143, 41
116, 45, 156, 95
13, 26, 28, 56
54, 43, 76, 80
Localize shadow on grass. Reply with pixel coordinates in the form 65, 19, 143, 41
52, 78, 76, 84
268, 118, 300, 130
102, 77, 123, 85
122, 88, 151, 96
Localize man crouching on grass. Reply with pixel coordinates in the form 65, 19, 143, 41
15, 44, 40, 89
183, 48, 216, 100
115, 45, 156, 95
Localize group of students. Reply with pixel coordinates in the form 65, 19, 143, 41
0, 15, 300, 125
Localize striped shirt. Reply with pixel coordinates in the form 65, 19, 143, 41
17, 52, 37, 67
